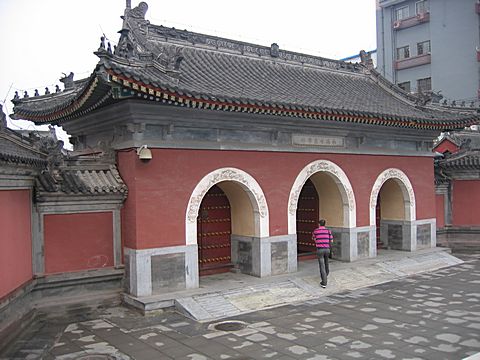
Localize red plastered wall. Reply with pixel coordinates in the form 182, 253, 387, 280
118, 149, 435, 250
436, 194, 445, 228
0, 190, 32, 299
44, 212, 113, 274
433, 139, 459, 154
452, 180, 480, 226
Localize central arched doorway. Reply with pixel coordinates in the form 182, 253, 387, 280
197, 184, 232, 276
289, 160, 357, 261
296, 172, 347, 259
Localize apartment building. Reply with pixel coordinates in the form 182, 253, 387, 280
376, 0, 480, 105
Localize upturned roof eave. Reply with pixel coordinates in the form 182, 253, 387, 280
105, 67, 479, 131
10, 60, 480, 131
10, 65, 113, 124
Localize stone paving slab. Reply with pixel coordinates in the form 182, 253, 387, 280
173, 248, 464, 322
3, 249, 480, 360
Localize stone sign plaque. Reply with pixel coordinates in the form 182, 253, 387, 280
292, 134, 345, 147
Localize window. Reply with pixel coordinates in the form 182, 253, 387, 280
416, 0, 428, 15
417, 77, 432, 92
417, 40, 431, 55
396, 46, 410, 60
395, 6, 410, 20
397, 81, 411, 92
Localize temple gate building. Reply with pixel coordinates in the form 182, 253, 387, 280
434, 129, 480, 251
2, 1, 480, 320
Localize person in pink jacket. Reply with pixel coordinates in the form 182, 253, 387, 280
312, 219, 333, 288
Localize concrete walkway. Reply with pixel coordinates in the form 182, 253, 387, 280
124, 248, 462, 322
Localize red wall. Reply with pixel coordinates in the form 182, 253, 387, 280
434, 139, 459, 154
118, 149, 436, 250
0, 190, 32, 299
436, 194, 445, 228
44, 212, 114, 274
452, 180, 480, 226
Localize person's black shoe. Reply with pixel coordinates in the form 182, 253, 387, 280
320, 283, 327, 288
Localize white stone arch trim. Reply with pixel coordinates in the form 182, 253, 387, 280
288, 160, 357, 234
369, 168, 416, 226
186, 167, 269, 245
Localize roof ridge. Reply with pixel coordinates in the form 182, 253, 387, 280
136, 22, 364, 74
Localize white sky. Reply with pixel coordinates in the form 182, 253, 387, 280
0, 0, 376, 147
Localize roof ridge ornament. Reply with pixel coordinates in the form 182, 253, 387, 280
359, 50, 374, 70
127, 1, 148, 20
60, 72, 75, 90
270, 43, 279, 58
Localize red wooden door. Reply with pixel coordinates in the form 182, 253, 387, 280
376, 195, 384, 249
296, 179, 319, 257
197, 185, 233, 275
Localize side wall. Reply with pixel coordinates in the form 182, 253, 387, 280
43, 212, 114, 274
452, 179, 480, 226
118, 149, 435, 250
0, 190, 32, 298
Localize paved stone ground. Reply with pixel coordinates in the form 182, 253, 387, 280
2, 253, 480, 360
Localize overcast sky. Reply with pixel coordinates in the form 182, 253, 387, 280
0, 0, 376, 146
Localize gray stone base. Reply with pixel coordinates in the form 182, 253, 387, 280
329, 226, 376, 262
380, 218, 436, 251
125, 236, 296, 298
124, 245, 198, 297
437, 226, 480, 252
329, 220, 436, 262
231, 234, 296, 277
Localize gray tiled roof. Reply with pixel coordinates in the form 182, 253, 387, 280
11, 3, 480, 129
0, 130, 47, 167
36, 166, 128, 195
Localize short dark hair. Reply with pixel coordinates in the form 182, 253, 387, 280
319, 219, 326, 226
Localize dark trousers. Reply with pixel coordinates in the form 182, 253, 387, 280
316, 248, 330, 285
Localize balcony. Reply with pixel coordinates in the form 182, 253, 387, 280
393, 12, 430, 30
395, 54, 431, 70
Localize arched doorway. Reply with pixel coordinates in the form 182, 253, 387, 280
186, 168, 270, 282
370, 169, 416, 251
197, 184, 232, 275
376, 179, 407, 249
289, 160, 356, 261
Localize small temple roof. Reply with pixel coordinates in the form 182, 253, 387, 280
435, 129, 480, 171
0, 105, 48, 167
11, 1, 480, 131
36, 166, 128, 196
